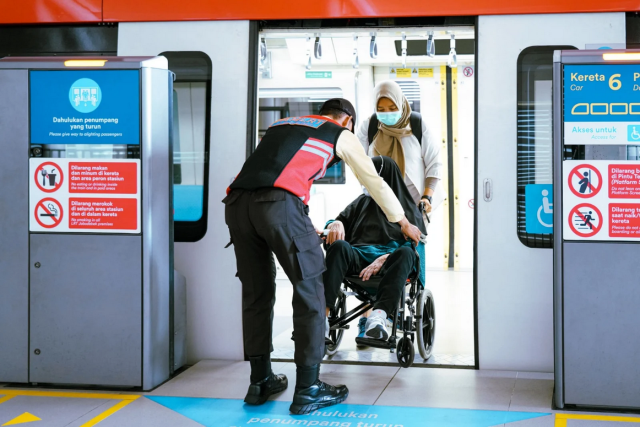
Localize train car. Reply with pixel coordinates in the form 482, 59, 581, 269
0, 0, 635, 382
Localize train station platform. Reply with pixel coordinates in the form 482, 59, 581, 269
1, 361, 639, 427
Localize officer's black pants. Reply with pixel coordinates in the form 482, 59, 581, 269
224, 188, 326, 367
324, 240, 416, 315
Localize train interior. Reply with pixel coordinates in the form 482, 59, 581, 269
255, 26, 476, 367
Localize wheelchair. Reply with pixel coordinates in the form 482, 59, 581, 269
324, 244, 436, 368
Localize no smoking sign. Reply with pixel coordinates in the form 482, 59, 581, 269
34, 197, 64, 229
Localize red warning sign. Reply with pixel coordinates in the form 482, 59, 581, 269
609, 164, 640, 199
34, 198, 64, 229
568, 164, 602, 198
69, 162, 138, 194
609, 203, 640, 237
568, 203, 602, 237
463, 67, 474, 77
34, 161, 64, 193
69, 198, 137, 230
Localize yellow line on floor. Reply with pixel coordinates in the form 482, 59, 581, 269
0, 395, 15, 405
79, 399, 137, 427
554, 417, 567, 427
556, 413, 640, 424
0, 390, 140, 401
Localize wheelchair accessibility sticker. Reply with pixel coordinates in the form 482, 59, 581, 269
628, 125, 640, 142
525, 184, 553, 234
569, 203, 602, 238
568, 164, 602, 198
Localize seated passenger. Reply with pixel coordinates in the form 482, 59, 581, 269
323, 156, 426, 341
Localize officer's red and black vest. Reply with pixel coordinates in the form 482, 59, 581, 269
228, 115, 346, 204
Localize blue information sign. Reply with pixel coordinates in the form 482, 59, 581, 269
525, 184, 553, 234
563, 64, 640, 145
30, 70, 140, 145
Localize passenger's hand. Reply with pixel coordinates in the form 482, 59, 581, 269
419, 198, 432, 214
398, 217, 421, 245
326, 221, 345, 245
359, 254, 389, 281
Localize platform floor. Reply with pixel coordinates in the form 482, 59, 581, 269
272, 269, 475, 367
2, 361, 640, 426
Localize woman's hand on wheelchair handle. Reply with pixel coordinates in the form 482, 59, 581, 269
419, 199, 432, 214
359, 254, 389, 281
326, 221, 345, 245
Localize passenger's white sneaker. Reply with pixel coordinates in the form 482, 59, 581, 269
364, 309, 389, 341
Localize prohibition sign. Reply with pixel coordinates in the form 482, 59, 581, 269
463, 67, 474, 77
34, 161, 64, 193
35, 197, 64, 229
568, 203, 602, 238
568, 163, 602, 198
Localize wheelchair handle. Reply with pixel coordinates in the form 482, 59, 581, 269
419, 201, 431, 224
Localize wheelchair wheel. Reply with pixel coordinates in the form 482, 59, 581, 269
325, 292, 347, 356
396, 337, 414, 368
416, 289, 436, 360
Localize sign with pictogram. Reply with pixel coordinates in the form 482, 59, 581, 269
30, 158, 140, 233
563, 160, 640, 241
34, 197, 64, 229
568, 164, 602, 198
463, 67, 474, 77
568, 203, 602, 238
34, 161, 64, 193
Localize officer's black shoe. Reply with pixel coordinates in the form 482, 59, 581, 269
289, 364, 349, 415
244, 372, 288, 405
245, 354, 288, 405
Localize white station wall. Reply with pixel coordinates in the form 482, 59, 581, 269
477, 13, 625, 371
119, 21, 251, 362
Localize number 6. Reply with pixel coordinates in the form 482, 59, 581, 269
609, 74, 622, 91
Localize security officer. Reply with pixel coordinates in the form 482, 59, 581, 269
223, 99, 422, 415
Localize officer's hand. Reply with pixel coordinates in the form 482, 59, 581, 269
398, 217, 421, 245
419, 199, 432, 214
326, 221, 345, 245
359, 254, 389, 281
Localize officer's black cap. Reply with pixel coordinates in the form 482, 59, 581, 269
320, 98, 356, 131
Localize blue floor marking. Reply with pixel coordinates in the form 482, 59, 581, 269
147, 396, 549, 427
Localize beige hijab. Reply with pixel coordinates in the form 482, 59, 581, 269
371, 80, 413, 177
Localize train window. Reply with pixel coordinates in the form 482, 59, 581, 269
258, 87, 346, 184
161, 51, 212, 242
516, 46, 576, 248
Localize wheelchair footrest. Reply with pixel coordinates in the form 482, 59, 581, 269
355, 337, 396, 350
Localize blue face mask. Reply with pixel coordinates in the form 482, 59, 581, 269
376, 111, 402, 126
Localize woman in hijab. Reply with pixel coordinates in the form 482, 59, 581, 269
323, 156, 427, 342
357, 80, 442, 213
